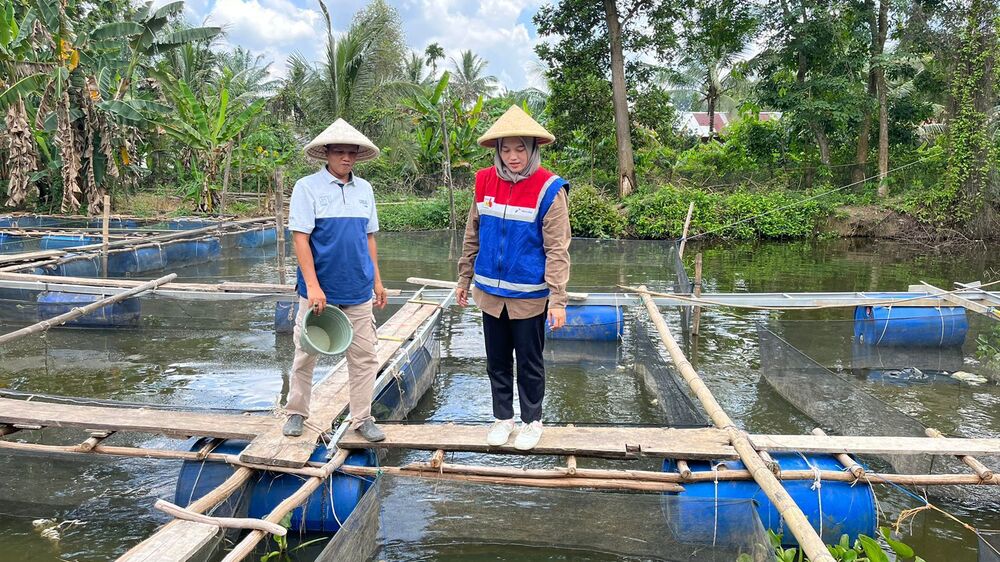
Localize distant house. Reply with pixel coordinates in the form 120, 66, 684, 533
678, 111, 782, 141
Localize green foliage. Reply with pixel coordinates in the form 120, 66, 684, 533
626, 185, 828, 240
260, 514, 328, 562
976, 323, 1000, 381
377, 189, 473, 231
769, 529, 924, 562
568, 184, 626, 238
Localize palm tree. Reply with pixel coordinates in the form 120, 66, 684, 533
404, 52, 431, 86
450, 50, 497, 106
424, 42, 444, 78
271, 53, 314, 127
216, 47, 278, 106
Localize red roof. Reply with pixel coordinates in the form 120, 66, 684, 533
692, 113, 727, 131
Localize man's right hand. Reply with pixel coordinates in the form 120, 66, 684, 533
456, 287, 468, 307
307, 285, 327, 315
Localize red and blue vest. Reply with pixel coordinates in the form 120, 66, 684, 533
473, 166, 568, 299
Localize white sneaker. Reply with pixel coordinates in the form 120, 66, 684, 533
486, 418, 516, 446
514, 421, 543, 451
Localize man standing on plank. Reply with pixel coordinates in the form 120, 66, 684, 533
283, 118, 387, 442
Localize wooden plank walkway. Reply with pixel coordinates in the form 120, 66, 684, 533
339, 424, 738, 460
238, 300, 441, 468
338, 423, 1000, 460
0, 397, 272, 439
752, 433, 1000, 457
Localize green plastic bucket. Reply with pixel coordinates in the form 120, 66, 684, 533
300, 305, 354, 355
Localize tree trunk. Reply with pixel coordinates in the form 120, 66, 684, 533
812, 124, 832, 167
876, 0, 890, 198
854, 0, 878, 185
707, 80, 717, 139
603, 0, 637, 197
439, 102, 455, 230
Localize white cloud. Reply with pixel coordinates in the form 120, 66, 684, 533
179, 0, 546, 89
207, 0, 322, 48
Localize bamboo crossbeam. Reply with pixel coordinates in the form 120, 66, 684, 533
916, 281, 1000, 321
154, 500, 286, 536
676, 460, 692, 481
221, 449, 351, 562
0, 273, 176, 345
638, 285, 835, 562
339, 465, 685, 492
926, 428, 994, 480
118, 468, 255, 562
392, 460, 1000, 486
80, 431, 113, 451
813, 428, 865, 479
405, 276, 589, 301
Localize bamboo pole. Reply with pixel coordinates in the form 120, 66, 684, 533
340, 465, 685, 492
118, 467, 255, 560
79, 430, 113, 452
1, 438, 995, 487
221, 449, 351, 562
638, 285, 835, 562
101, 194, 110, 278
679, 201, 694, 259
274, 168, 286, 285
927, 428, 994, 480
692, 253, 703, 335
813, 428, 865, 479
676, 460, 692, 481
430, 449, 445, 469
0, 273, 177, 345
219, 143, 233, 216
405, 276, 589, 301
154, 499, 286, 536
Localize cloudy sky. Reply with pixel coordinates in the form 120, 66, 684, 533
180, 0, 549, 91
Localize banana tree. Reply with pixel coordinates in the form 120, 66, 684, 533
0, 0, 217, 213
156, 78, 265, 212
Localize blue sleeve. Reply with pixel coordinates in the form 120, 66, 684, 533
288, 180, 314, 234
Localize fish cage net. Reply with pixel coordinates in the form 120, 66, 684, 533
757, 321, 1000, 504
981, 531, 1000, 562
629, 316, 710, 428
316, 475, 773, 562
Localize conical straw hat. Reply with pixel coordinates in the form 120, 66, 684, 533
304, 118, 381, 162
478, 105, 555, 148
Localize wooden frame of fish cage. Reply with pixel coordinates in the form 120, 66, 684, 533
0, 264, 999, 561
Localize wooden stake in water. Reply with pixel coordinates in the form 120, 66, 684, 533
219, 143, 233, 216
101, 194, 110, 278
679, 201, 694, 259
692, 253, 703, 335
274, 168, 286, 285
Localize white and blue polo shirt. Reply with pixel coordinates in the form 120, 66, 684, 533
288, 166, 379, 305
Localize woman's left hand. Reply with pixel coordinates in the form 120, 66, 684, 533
374, 282, 388, 309
547, 307, 566, 330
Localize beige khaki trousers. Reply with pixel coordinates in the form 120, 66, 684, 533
285, 297, 379, 429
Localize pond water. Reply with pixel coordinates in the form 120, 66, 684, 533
0, 232, 997, 561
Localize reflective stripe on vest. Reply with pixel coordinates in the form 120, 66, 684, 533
473, 273, 548, 293
476, 174, 560, 223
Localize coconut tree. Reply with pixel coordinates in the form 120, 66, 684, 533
424, 42, 444, 77
449, 50, 497, 107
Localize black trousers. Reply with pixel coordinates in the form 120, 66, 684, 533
483, 305, 546, 423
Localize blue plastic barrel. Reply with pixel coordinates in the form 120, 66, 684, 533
36, 291, 141, 327
175, 439, 375, 532
164, 241, 197, 266
663, 454, 876, 547
854, 306, 968, 347
0, 233, 25, 253
133, 247, 166, 273
40, 235, 103, 250
50, 258, 100, 278
195, 238, 221, 260
237, 228, 277, 248
169, 219, 216, 230
546, 305, 623, 341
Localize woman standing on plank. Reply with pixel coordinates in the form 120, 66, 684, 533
456, 105, 571, 451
